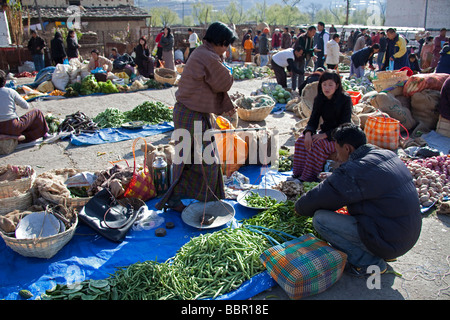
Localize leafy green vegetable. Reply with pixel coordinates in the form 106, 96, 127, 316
123, 101, 173, 124
80, 75, 99, 95
93, 108, 126, 128
98, 80, 119, 94
92, 101, 173, 128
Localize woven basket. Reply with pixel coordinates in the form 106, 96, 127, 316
0, 167, 36, 199
235, 95, 275, 122
0, 190, 33, 215
36, 169, 93, 210
176, 64, 185, 74
0, 213, 78, 259
0, 139, 18, 155
154, 68, 177, 85
372, 70, 408, 92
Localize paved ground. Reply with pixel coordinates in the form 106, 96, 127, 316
1, 77, 449, 301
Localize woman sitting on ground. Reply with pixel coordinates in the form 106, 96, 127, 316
293, 70, 353, 182
0, 70, 49, 143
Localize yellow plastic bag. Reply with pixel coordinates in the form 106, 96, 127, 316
214, 116, 248, 177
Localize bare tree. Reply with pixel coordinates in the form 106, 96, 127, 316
281, 0, 303, 8
306, 3, 322, 24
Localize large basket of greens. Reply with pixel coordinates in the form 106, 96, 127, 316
235, 95, 275, 122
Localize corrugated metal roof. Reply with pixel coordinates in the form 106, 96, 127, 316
22, 5, 150, 20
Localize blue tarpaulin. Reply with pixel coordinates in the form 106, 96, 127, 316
69, 122, 175, 146
0, 166, 290, 300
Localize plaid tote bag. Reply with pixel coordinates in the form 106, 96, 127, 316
123, 138, 156, 202
364, 114, 408, 150
259, 232, 347, 300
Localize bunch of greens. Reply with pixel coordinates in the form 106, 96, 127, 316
80, 75, 99, 95
93, 108, 126, 128
93, 101, 173, 128
123, 101, 173, 124
98, 80, 119, 94
64, 82, 82, 97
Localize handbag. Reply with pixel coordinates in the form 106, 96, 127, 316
78, 189, 144, 242
123, 138, 157, 202
246, 226, 347, 300
364, 114, 409, 150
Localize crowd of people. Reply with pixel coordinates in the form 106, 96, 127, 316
241, 24, 449, 87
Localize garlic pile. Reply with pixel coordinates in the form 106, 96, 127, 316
407, 162, 450, 208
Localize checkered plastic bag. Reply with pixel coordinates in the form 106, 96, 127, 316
364, 114, 408, 150
259, 232, 347, 300
123, 138, 156, 202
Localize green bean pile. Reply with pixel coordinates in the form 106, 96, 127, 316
41, 227, 269, 300
40, 200, 319, 300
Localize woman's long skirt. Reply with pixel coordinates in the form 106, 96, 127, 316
162, 49, 176, 71
293, 134, 336, 182
155, 103, 225, 210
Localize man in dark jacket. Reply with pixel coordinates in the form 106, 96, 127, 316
259, 28, 270, 67
27, 30, 46, 72
295, 123, 422, 277
436, 43, 450, 74
350, 43, 380, 78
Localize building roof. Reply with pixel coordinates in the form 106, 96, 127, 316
22, 5, 150, 21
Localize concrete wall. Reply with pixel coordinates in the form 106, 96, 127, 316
385, 0, 450, 29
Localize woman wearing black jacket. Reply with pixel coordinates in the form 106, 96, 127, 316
66, 30, 80, 60
134, 37, 154, 78
293, 70, 353, 182
50, 32, 67, 65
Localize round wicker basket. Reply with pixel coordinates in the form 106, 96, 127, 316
0, 139, 18, 155
0, 167, 36, 199
0, 190, 33, 215
0, 213, 78, 259
154, 68, 177, 85
235, 96, 275, 122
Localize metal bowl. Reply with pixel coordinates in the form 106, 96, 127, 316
237, 188, 287, 210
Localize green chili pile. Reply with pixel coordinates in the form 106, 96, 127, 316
241, 200, 319, 241
245, 191, 278, 208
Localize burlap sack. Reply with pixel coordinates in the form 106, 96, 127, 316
395, 94, 411, 110
370, 92, 417, 130
142, 141, 175, 170
436, 115, 450, 138
299, 82, 318, 118
410, 89, 441, 130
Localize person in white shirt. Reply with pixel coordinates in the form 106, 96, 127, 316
271, 46, 305, 88
187, 28, 199, 61
0, 70, 48, 143
326, 34, 341, 70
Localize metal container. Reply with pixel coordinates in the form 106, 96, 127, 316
152, 156, 168, 196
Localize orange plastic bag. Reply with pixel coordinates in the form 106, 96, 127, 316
123, 138, 157, 202
214, 116, 248, 177
364, 114, 408, 150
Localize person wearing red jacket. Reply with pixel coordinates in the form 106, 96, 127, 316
154, 29, 164, 61
272, 29, 282, 50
